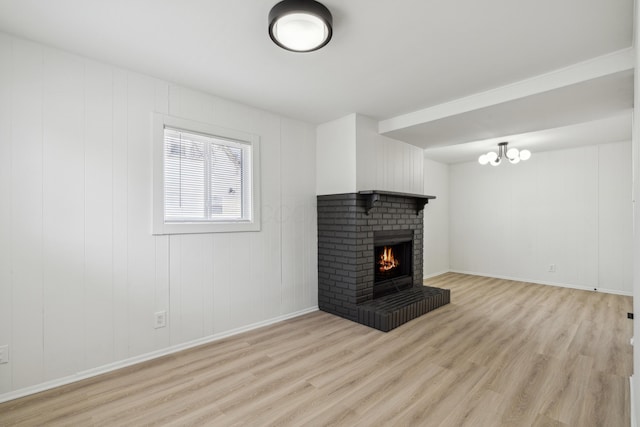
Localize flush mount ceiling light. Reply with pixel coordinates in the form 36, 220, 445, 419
478, 142, 531, 166
268, 0, 333, 52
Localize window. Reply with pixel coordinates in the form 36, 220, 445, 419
153, 114, 260, 234
163, 128, 250, 222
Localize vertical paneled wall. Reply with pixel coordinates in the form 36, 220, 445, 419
449, 141, 633, 294
0, 33, 317, 398
356, 114, 424, 194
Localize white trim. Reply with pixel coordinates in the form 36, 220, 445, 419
152, 113, 262, 234
448, 269, 633, 296
0, 306, 318, 404
379, 48, 635, 135
423, 270, 450, 280
632, 375, 637, 427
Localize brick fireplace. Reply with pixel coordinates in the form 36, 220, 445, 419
317, 190, 450, 332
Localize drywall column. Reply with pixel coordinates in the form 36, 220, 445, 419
423, 157, 450, 278
316, 114, 357, 195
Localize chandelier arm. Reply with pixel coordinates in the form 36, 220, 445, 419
498, 142, 508, 161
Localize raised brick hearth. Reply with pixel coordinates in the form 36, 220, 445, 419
317, 191, 450, 332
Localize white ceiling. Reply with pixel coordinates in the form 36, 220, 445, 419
423, 112, 633, 164
0, 0, 634, 162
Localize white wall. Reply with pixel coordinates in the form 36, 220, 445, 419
356, 114, 424, 194
316, 114, 356, 195
449, 141, 633, 294
632, 0, 640, 422
423, 158, 450, 278
316, 114, 425, 196
0, 33, 318, 400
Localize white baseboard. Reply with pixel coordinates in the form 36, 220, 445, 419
448, 269, 633, 297
0, 306, 319, 404
423, 270, 450, 280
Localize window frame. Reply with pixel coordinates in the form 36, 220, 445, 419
152, 113, 261, 235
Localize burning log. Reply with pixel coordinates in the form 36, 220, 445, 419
378, 246, 399, 272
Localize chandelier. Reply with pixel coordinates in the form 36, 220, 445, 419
478, 142, 531, 166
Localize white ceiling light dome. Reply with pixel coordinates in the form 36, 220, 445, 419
268, 0, 333, 52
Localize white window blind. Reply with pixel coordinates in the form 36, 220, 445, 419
163, 127, 252, 223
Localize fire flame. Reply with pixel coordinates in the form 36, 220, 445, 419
378, 246, 399, 272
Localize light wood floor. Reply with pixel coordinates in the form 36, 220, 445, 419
0, 273, 633, 426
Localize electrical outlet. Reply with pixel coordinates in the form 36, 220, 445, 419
548, 264, 556, 273
154, 311, 167, 329
0, 345, 8, 364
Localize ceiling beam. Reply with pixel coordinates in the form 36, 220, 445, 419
379, 48, 635, 136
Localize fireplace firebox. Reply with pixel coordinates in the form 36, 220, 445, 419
373, 230, 413, 298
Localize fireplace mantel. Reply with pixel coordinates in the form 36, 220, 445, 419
358, 190, 436, 215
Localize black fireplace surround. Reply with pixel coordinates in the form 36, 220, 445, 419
317, 191, 450, 332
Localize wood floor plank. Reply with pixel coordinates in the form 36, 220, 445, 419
0, 273, 632, 426
439, 388, 505, 427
